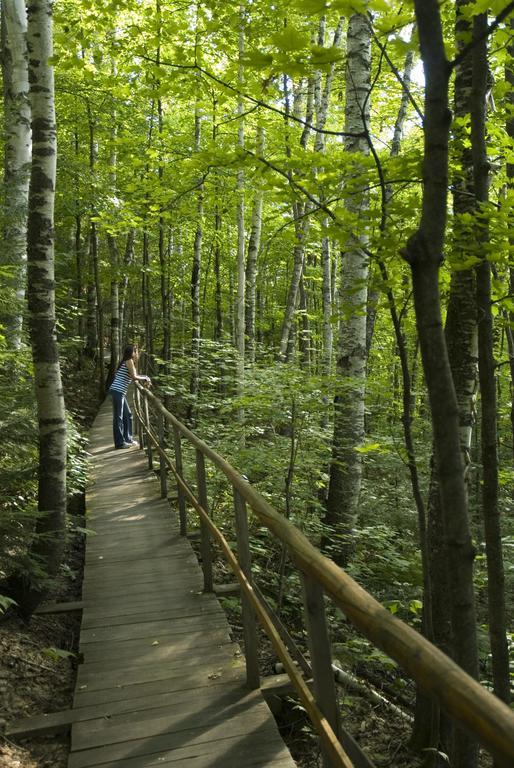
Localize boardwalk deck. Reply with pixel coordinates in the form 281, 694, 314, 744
69, 399, 296, 768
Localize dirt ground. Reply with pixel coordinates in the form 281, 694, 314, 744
0, 611, 79, 768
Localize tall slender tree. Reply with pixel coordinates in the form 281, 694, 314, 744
25, 0, 66, 603
404, 2, 479, 766
1, 0, 31, 349
326, 9, 371, 565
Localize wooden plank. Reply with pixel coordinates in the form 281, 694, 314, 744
72, 688, 272, 750
80, 628, 232, 664
81, 603, 224, 630
214, 581, 240, 596
73, 661, 246, 707
80, 599, 220, 624
7, 709, 75, 738
35, 601, 84, 615
69, 732, 294, 768
81, 585, 204, 609
80, 614, 228, 645
69, 716, 279, 768
81, 571, 202, 597
77, 647, 241, 684
71, 681, 250, 724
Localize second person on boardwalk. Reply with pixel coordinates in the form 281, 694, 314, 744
109, 344, 151, 449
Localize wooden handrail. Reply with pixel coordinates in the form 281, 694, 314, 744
132, 389, 354, 768
135, 384, 514, 768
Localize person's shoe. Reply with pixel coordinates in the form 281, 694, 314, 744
116, 443, 132, 449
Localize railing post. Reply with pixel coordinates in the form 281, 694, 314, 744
301, 573, 341, 768
233, 488, 260, 690
143, 394, 153, 470
195, 449, 213, 592
158, 413, 167, 499
135, 388, 144, 449
173, 425, 187, 536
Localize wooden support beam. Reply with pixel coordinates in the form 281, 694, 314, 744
34, 601, 84, 615
214, 582, 240, 597
6, 709, 75, 738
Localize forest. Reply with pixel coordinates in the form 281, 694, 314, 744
0, 0, 513, 766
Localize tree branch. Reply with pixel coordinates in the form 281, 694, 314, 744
449, 1, 514, 70
137, 53, 366, 140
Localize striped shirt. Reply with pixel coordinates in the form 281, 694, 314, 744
110, 362, 132, 395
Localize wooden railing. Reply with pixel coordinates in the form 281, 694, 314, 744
133, 384, 514, 768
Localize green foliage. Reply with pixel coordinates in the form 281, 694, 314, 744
0, 595, 18, 614
42, 647, 76, 662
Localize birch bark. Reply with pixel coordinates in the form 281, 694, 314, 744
1, 0, 31, 349
245, 124, 264, 362
26, 0, 66, 588
326, 11, 371, 565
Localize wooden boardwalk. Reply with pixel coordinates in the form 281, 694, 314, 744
69, 399, 296, 768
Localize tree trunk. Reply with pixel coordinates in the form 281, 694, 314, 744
85, 244, 97, 359
420, 3, 479, 759
141, 229, 154, 370
472, 11, 510, 708
277, 75, 309, 363
1, 0, 31, 349
298, 273, 310, 369
25, 0, 66, 605
278, 208, 307, 362
106, 234, 120, 386
325, 11, 371, 565
245, 124, 264, 362
235, 2, 246, 433
106, 77, 120, 386
119, 228, 134, 343
188, 98, 203, 425
91, 221, 105, 399
507, 15, 514, 462
403, 4, 479, 766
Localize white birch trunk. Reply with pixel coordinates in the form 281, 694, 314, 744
245, 124, 264, 363
26, 0, 66, 579
326, 11, 371, 564
316, 18, 344, 375
1, 0, 31, 349
321, 231, 332, 375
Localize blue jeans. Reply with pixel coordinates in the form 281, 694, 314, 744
110, 389, 133, 448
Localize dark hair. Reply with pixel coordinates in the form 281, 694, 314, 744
117, 344, 137, 370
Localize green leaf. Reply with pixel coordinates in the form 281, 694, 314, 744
42, 647, 76, 662
271, 27, 309, 53
243, 50, 274, 69
354, 442, 382, 453
0, 595, 17, 614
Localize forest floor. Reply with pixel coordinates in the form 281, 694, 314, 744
0, 543, 83, 768
210, 559, 425, 768
0, 358, 96, 768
